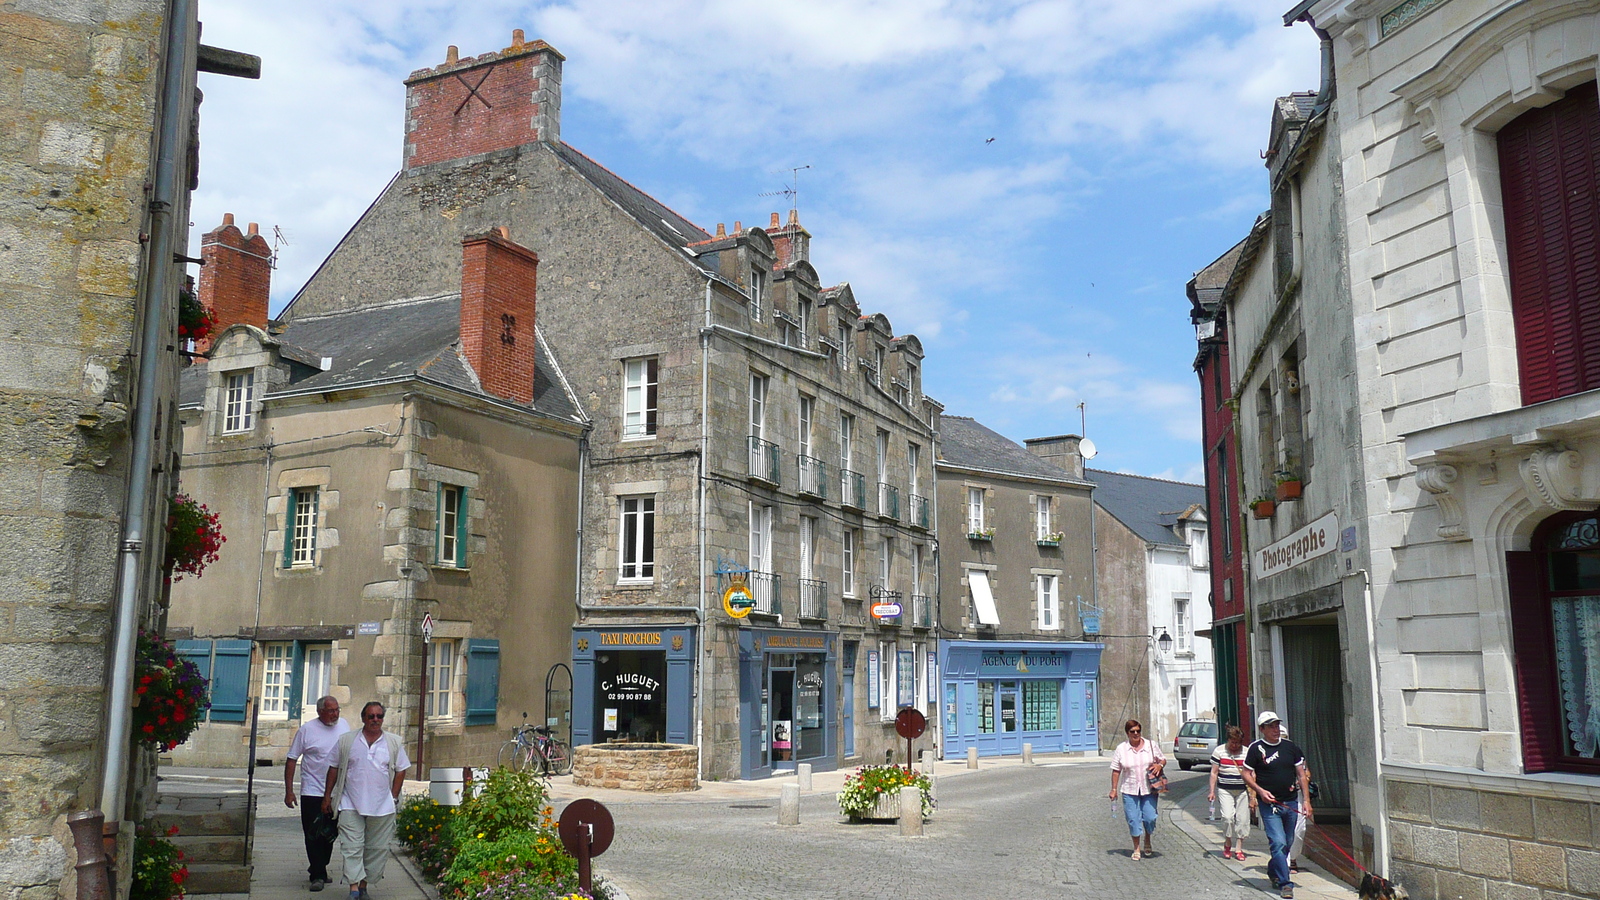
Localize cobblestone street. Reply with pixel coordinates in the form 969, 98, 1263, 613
591, 763, 1293, 900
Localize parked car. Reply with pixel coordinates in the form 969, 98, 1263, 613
1173, 719, 1219, 769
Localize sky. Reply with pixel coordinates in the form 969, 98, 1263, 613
188, 0, 1322, 483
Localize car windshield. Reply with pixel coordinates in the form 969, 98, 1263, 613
1179, 721, 1217, 739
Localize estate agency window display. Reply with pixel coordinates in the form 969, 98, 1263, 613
571, 627, 695, 747
738, 629, 837, 778
940, 640, 1102, 758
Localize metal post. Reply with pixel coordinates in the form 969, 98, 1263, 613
69, 811, 109, 900
577, 825, 592, 894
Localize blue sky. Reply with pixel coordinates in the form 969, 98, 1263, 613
190, 1, 1321, 482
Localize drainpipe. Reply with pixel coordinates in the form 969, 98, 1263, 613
1349, 567, 1389, 878
695, 277, 712, 778
100, 0, 197, 825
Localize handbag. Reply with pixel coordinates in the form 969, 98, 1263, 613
1146, 767, 1169, 794
312, 811, 340, 844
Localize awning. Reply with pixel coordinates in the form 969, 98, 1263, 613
969, 571, 1000, 626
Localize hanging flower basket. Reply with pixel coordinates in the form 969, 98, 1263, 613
177, 287, 217, 344
164, 493, 224, 582
837, 764, 934, 821
133, 630, 210, 752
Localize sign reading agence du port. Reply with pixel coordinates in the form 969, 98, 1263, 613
1255, 511, 1338, 579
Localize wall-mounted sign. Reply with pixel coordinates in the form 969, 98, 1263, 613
358, 621, 381, 636
871, 602, 903, 619
1255, 511, 1339, 579
763, 633, 827, 649
867, 651, 880, 708
978, 651, 1067, 676
722, 580, 754, 619
599, 632, 662, 646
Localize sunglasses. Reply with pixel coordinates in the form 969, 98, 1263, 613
363, 713, 384, 720
1127, 728, 1141, 734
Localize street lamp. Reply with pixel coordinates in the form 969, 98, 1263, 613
1156, 630, 1173, 655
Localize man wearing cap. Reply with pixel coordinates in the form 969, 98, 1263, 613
1242, 711, 1311, 899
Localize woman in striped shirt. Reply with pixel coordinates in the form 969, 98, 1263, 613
1208, 724, 1255, 860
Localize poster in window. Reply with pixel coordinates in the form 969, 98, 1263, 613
867, 650, 880, 708
897, 650, 915, 708
926, 652, 937, 703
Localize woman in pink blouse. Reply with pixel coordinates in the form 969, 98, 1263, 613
1107, 718, 1166, 859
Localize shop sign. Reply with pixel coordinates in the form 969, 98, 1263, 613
867, 651, 880, 708
1255, 511, 1338, 579
872, 601, 903, 619
723, 579, 754, 619
763, 634, 827, 649
599, 632, 662, 646
978, 651, 1067, 676
600, 673, 660, 702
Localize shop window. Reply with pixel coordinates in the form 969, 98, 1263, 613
223, 370, 255, 432
437, 485, 468, 568
622, 357, 658, 439
283, 487, 319, 568
596, 648, 666, 742
427, 639, 457, 718
979, 681, 996, 733
620, 496, 656, 582
897, 647, 915, 709
464, 639, 500, 727
1023, 681, 1060, 731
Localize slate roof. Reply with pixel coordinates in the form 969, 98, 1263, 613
1084, 468, 1206, 548
1189, 236, 1249, 318
549, 142, 714, 269
936, 416, 1091, 484
179, 295, 584, 425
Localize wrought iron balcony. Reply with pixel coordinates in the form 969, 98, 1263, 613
911, 593, 932, 628
748, 436, 780, 484
840, 469, 866, 510
798, 577, 828, 620
877, 482, 900, 521
748, 570, 781, 616
797, 455, 826, 498
909, 493, 930, 530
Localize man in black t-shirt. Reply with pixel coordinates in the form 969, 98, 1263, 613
1242, 711, 1311, 899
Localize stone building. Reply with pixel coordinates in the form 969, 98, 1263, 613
932, 418, 1107, 756
1085, 469, 1213, 746
164, 216, 585, 772
274, 32, 940, 780
0, 4, 255, 899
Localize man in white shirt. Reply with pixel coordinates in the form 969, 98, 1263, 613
323, 702, 410, 900
285, 696, 351, 891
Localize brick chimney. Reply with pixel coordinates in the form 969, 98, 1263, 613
198, 213, 271, 352
403, 30, 564, 170
460, 227, 538, 404
1024, 434, 1086, 479
768, 209, 810, 270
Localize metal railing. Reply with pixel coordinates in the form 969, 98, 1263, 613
911, 594, 932, 628
748, 436, 780, 484
749, 570, 781, 615
797, 455, 826, 498
798, 577, 828, 620
877, 482, 900, 520
840, 469, 866, 509
909, 494, 930, 530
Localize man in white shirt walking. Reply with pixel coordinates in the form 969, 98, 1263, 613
323, 702, 410, 900
286, 696, 351, 891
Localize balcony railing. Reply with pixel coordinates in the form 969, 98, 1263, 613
909, 493, 930, 530
798, 577, 828, 620
911, 593, 932, 628
797, 455, 826, 498
749, 570, 781, 616
872, 588, 903, 626
748, 436, 780, 484
840, 469, 866, 510
877, 482, 900, 521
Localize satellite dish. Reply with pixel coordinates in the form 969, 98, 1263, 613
1079, 437, 1098, 460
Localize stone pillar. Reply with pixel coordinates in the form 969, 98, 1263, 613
1022, 742, 1033, 764
966, 747, 978, 769
778, 783, 799, 825
796, 763, 812, 791
899, 787, 923, 836
921, 750, 934, 773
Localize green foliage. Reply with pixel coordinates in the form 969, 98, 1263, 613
396, 795, 456, 879
837, 764, 935, 819
439, 829, 574, 899
131, 826, 188, 900
452, 766, 550, 843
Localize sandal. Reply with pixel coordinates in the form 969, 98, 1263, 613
1131, 849, 1142, 860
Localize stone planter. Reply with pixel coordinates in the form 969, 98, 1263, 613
841, 790, 930, 822
572, 742, 698, 792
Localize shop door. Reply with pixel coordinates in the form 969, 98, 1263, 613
842, 641, 857, 758
997, 682, 1022, 754
1282, 624, 1350, 814
769, 667, 796, 770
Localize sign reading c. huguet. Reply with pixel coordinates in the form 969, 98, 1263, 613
1255, 512, 1339, 578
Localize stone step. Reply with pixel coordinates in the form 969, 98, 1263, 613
170, 834, 248, 865
183, 863, 251, 894
146, 805, 251, 837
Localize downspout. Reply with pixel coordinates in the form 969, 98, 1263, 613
1350, 567, 1389, 877
695, 276, 712, 778
101, 0, 196, 822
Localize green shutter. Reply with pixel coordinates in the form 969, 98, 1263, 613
456, 486, 469, 568
287, 641, 306, 718
464, 638, 499, 726
435, 484, 444, 564
209, 640, 253, 722
282, 489, 297, 568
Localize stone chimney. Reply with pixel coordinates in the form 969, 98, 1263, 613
1024, 434, 1086, 479
768, 209, 810, 270
403, 30, 564, 170
460, 227, 538, 404
198, 213, 271, 352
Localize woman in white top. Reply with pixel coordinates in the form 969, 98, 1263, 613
1207, 724, 1255, 860
1107, 718, 1166, 860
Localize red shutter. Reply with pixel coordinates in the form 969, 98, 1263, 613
1500, 81, 1600, 405
1504, 550, 1561, 772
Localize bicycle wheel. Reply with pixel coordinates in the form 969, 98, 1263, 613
547, 739, 573, 776
498, 739, 522, 771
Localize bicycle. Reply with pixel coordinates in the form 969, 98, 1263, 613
497, 715, 572, 776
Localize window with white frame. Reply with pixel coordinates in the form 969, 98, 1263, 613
261, 642, 293, 718
913, 640, 926, 712
967, 487, 986, 533
842, 527, 857, 598
880, 536, 894, 587
622, 358, 658, 440
837, 321, 851, 369
798, 297, 813, 345
619, 496, 655, 582
906, 361, 919, 398
1190, 527, 1210, 569
1036, 496, 1054, 540
839, 413, 854, 469
427, 638, 457, 718
1037, 574, 1060, 630
800, 516, 816, 582
300, 644, 332, 719
1174, 598, 1191, 653
878, 641, 895, 719
798, 395, 813, 458
911, 544, 923, 596
875, 429, 888, 485
873, 346, 886, 386
1179, 683, 1194, 722
908, 443, 920, 496
749, 502, 772, 573
749, 373, 767, 441
749, 267, 766, 320
437, 485, 467, 568
224, 370, 255, 433
287, 487, 319, 568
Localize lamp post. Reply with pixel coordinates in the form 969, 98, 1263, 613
1156, 630, 1173, 656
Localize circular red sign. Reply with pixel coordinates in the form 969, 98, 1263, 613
894, 707, 927, 740
557, 799, 614, 858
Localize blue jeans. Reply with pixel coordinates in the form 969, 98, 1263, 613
1260, 800, 1300, 887
1120, 791, 1158, 839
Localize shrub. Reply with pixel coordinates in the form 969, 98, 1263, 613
439, 829, 574, 899
467, 870, 617, 900
837, 764, 935, 819
452, 766, 550, 843
397, 795, 456, 879
130, 826, 188, 900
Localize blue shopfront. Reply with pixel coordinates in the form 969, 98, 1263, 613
739, 629, 836, 779
941, 641, 1102, 757
571, 626, 694, 747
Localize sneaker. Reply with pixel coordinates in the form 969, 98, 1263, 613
358, 889, 370, 900
310, 879, 324, 893
1280, 885, 1294, 899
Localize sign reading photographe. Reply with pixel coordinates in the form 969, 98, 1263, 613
1255, 511, 1339, 579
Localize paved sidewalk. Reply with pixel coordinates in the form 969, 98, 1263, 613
1164, 777, 1355, 899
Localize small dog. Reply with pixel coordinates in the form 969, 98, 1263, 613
1358, 872, 1407, 899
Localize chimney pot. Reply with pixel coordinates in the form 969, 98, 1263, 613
512, 29, 525, 47
787, 209, 799, 227
222, 213, 234, 226
769, 212, 781, 229
446, 45, 459, 64
715, 223, 726, 238
734, 220, 742, 233
495, 226, 510, 239
247, 222, 259, 237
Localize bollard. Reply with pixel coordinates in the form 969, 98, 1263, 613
966, 747, 978, 769
898, 786, 924, 836
779, 783, 800, 825
797, 763, 812, 792
1022, 742, 1033, 764
920, 749, 934, 773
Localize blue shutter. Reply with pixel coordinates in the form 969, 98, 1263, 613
456, 487, 469, 568
287, 642, 306, 718
174, 639, 213, 682
209, 640, 253, 723
282, 490, 297, 568
434, 485, 443, 564
464, 639, 500, 726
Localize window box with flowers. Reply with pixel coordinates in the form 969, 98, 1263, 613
1274, 471, 1303, 501
967, 527, 995, 542
164, 493, 224, 583
1250, 496, 1276, 519
133, 630, 210, 752
1037, 532, 1064, 548
837, 764, 935, 821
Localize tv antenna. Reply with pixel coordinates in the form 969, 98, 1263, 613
270, 225, 289, 270
758, 164, 812, 218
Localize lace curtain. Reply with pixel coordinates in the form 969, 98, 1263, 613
1552, 595, 1600, 758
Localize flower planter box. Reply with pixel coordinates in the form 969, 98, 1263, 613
841, 790, 929, 822
967, 532, 994, 542
1036, 539, 1060, 548
1275, 480, 1303, 501
1251, 500, 1276, 519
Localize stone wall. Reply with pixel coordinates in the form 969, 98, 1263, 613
572, 743, 697, 792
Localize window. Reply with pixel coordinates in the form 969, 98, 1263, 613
839, 413, 854, 471
798, 395, 813, 458
427, 639, 457, 718
873, 346, 886, 386
620, 496, 655, 582
1174, 598, 1191, 653
875, 429, 888, 484
908, 443, 921, 496
1036, 496, 1053, 540
437, 485, 468, 568
967, 487, 986, 533
1038, 574, 1060, 630
1190, 527, 1210, 569
1214, 437, 1232, 558
301, 644, 332, 719
911, 544, 923, 596
798, 297, 813, 346
1179, 684, 1194, 723
1024, 681, 1060, 731
749, 373, 767, 441
878, 641, 895, 719
912, 641, 926, 712
749, 502, 773, 573
749, 267, 766, 320
1499, 81, 1600, 405
284, 487, 319, 568
800, 516, 816, 582
842, 527, 857, 598
224, 370, 255, 433
837, 321, 851, 369
880, 536, 894, 586
262, 643, 293, 718
906, 361, 918, 398
622, 358, 658, 439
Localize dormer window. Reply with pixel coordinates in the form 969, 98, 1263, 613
798, 298, 813, 348
749, 267, 766, 321
224, 370, 255, 433
837, 321, 851, 369
873, 346, 886, 387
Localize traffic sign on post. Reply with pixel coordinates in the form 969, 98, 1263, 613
558, 799, 614, 895
421, 613, 434, 644
895, 707, 927, 769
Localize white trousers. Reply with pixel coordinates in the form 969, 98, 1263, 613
1215, 787, 1252, 843
337, 810, 395, 886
